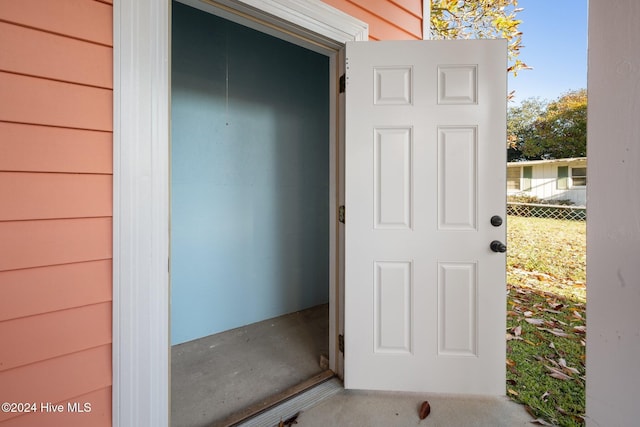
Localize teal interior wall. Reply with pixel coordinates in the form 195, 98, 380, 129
171, 2, 329, 345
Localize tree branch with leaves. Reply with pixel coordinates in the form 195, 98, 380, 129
508, 90, 587, 160
430, 0, 530, 80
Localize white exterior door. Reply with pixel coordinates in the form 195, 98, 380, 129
344, 40, 507, 394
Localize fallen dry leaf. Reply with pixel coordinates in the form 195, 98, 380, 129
513, 325, 522, 337
539, 328, 571, 338
525, 318, 545, 326
563, 365, 581, 375
549, 371, 572, 381
544, 365, 572, 380
280, 412, 300, 426
548, 302, 564, 310
418, 400, 431, 420
506, 333, 523, 341
558, 359, 581, 375
531, 418, 553, 425
508, 388, 519, 396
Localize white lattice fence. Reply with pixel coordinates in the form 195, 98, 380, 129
507, 202, 586, 221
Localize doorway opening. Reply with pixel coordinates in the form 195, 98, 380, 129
170, 2, 336, 425
503, 3, 588, 423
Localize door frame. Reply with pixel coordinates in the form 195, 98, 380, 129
113, 0, 367, 425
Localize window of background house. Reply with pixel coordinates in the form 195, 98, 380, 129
522, 166, 532, 191
571, 167, 587, 187
557, 166, 569, 190
507, 167, 521, 190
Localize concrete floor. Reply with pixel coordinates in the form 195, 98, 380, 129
171, 304, 329, 427
172, 302, 535, 427
292, 389, 535, 427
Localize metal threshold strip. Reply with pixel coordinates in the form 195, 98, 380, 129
211, 370, 340, 427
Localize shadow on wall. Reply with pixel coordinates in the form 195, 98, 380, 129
170, 1, 330, 345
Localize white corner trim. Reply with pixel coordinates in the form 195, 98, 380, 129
112, 0, 170, 426
113, 1, 366, 426
422, 0, 430, 39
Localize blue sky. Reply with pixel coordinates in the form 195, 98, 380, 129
508, 0, 588, 105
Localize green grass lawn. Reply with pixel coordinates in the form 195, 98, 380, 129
506, 216, 586, 426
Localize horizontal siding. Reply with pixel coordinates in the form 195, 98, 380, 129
390, 0, 422, 17
0, 122, 112, 174
0, 218, 112, 271
322, 0, 423, 40
0, 345, 111, 423
0, 303, 111, 371
0, 172, 112, 221
0, 0, 112, 46
0, 260, 111, 322
0, 21, 112, 88
0, 72, 112, 131
0, 387, 111, 427
349, 0, 422, 37
0, 1, 112, 425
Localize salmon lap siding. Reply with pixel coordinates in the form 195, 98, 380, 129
0, 0, 113, 426
322, 0, 423, 40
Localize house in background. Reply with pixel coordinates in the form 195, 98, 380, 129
507, 157, 587, 206
0, 1, 638, 426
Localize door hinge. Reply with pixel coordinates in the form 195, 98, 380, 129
339, 334, 344, 353
338, 205, 345, 224
339, 74, 346, 93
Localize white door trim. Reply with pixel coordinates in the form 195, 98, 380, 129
113, 1, 367, 425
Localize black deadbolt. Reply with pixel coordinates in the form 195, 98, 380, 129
490, 215, 503, 227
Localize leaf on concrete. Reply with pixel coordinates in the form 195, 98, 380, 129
282, 412, 300, 426
418, 400, 431, 420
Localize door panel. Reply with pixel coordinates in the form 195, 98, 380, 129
344, 40, 506, 394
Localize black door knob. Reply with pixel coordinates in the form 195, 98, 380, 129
490, 240, 507, 253
490, 215, 503, 227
